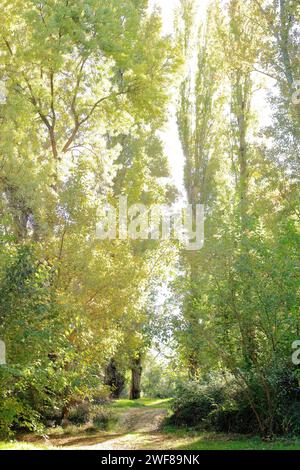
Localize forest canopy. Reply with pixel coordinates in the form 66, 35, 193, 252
0, 0, 300, 442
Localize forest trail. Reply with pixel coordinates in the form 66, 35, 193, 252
16, 401, 300, 451
22, 400, 197, 451
66, 407, 174, 450
118, 407, 167, 433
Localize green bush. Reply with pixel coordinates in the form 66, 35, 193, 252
91, 406, 117, 430
92, 385, 111, 405
169, 365, 300, 436
0, 396, 42, 439
169, 374, 226, 427
209, 404, 260, 434
67, 402, 90, 425
0, 245, 104, 438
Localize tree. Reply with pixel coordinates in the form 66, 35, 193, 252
173, 0, 300, 435
0, 0, 180, 434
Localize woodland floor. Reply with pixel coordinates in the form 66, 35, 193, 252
2, 399, 300, 450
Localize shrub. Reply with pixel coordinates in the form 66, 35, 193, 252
67, 402, 90, 425
169, 374, 226, 427
92, 385, 111, 405
0, 396, 42, 439
0, 245, 104, 438
169, 364, 300, 436
91, 406, 117, 430
209, 404, 260, 434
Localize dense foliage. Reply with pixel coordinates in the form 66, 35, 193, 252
172, 0, 300, 436
0, 0, 299, 441
0, 0, 180, 437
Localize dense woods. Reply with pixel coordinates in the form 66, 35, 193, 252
172, 0, 300, 436
0, 0, 300, 445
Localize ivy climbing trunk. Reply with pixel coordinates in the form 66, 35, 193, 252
104, 359, 125, 399
130, 353, 142, 400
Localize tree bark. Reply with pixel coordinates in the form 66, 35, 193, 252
130, 353, 142, 400
104, 358, 125, 399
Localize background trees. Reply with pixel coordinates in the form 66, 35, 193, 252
172, 0, 300, 436
0, 0, 180, 436
0, 0, 299, 439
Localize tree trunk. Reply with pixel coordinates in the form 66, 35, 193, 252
231, 68, 258, 367
130, 353, 142, 400
104, 358, 125, 399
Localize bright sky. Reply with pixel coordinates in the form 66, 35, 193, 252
148, 0, 184, 194
149, 0, 210, 34
149, 0, 180, 34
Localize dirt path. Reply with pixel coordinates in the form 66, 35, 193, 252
69, 408, 171, 450
23, 406, 196, 450
118, 408, 167, 433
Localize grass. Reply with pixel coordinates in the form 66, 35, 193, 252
163, 426, 300, 450
110, 397, 172, 409
2, 433, 300, 451
181, 436, 300, 450
2, 398, 300, 451
0, 441, 48, 450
